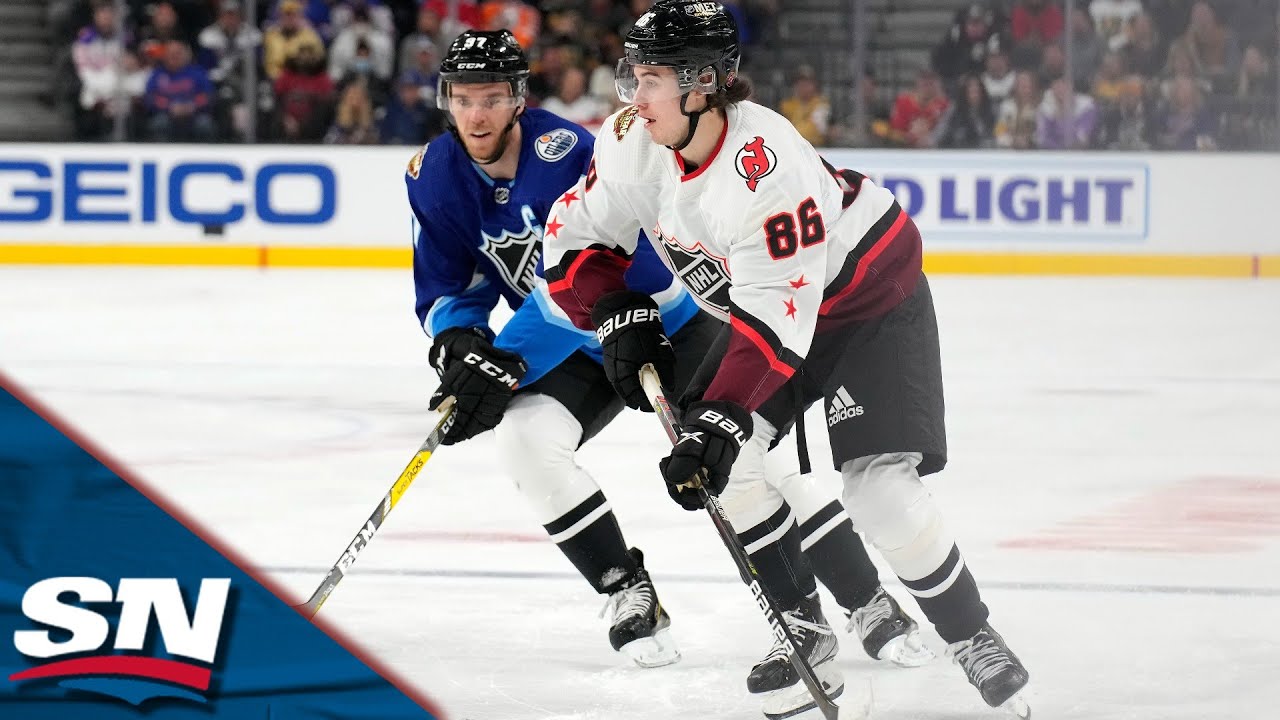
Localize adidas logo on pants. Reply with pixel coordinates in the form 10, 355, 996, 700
827, 386, 864, 426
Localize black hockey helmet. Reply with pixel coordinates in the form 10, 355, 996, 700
616, 1, 741, 104
437, 29, 529, 110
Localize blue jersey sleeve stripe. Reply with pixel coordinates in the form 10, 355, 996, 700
424, 276, 497, 337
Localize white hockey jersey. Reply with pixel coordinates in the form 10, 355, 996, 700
544, 100, 923, 412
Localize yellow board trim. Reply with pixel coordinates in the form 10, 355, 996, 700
1, 244, 1278, 278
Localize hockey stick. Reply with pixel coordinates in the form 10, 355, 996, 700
296, 397, 456, 618
638, 365, 845, 720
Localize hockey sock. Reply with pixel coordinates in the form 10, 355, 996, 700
543, 490, 638, 594
800, 500, 881, 610
738, 501, 817, 609
899, 543, 988, 643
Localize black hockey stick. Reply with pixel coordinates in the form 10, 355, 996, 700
638, 365, 844, 720
295, 397, 456, 618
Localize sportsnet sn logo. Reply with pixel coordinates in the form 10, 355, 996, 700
827, 386, 864, 426
9, 577, 231, 705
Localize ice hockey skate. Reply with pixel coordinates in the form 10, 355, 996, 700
845, 587, 934, 668
746, 593, 865, 720
600, 548, 680, 668
948, 623, 1031, 718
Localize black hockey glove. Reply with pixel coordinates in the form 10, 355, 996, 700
428, 327, 527, 445
591, 290, 675, 412
658, 400, 753, 511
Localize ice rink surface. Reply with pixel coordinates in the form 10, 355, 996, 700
1, 267, 1278, 720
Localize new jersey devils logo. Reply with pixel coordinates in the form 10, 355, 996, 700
735, 136, 777, 192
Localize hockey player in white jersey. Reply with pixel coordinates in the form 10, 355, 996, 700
410, 29, 930, 676
542, 2, 1031, 717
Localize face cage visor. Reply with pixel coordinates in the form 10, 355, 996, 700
615, 58, 735, 104
437, 74, 527, 113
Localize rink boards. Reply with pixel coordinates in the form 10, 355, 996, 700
0, 144, 1277, 277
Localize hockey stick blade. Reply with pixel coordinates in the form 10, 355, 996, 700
295, 397, 457, 618
637, 365, 853, 720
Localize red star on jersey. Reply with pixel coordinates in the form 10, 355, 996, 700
546, 217, 565, 238
559, 190, 580, 208
784, 298, 798, 319
789, 275, 809, 290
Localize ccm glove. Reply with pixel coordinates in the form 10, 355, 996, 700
659, 400, 753, 511
590, 290, 675, 412
428, 327, 527, 445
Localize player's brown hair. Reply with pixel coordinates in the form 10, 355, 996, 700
706, 72, 753, 109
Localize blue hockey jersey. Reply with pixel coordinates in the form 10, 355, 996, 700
407, 108, 698, 385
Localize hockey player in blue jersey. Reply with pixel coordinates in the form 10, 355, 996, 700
406, 29, 932, 674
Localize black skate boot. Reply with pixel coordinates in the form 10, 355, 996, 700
948, 623, 1030, 718
600, 548, 680, 668
845, 586, 934, 667
746, 593, 848, 719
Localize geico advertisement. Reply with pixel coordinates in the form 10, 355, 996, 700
0, 145, 409, 244
821, 151, 1149, 242
1, 145, 1149, 245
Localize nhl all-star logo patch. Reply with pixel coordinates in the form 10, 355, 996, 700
735, 136, 777, 192
535, 129, 578, 162
655, 228, 732, 315
480, 205, 543, 297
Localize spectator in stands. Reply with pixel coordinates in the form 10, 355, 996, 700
421, 0, 480, 44
263, 0, 324, 81
1095, 74, 1151, 149
480, 0, 541, 48
1092, 50, 1129, 109
779, 64, 832, 147
298, 0, 335, 42
587, 31, 626, 112
889, 68, 950, 148
1220, 43, 1278, 149
325, 77, 378, 144
1153, 74, 1218, 149
541, 65, 608, 130
994, 70, 1042, 148
1162, 42, 1213, 101
329, 5, 395, 87
528, 40, 576, 104
932, 3, 1006, 85
1035, 74, 1098, 148
198, 0, 261, 142
982, 48, 1016, 104
398, 5, 446, 77
137, 2, 189, 67
1038, 42, 1067, 88
1113, 11, 1165, 78
1168, 0, 1241, 92
378, 72, 447, 144
1090, 0, 1143, 47
72, 1, 126, 140
1066, 7, 1104, 91
329, 0, 396, 41
272, 42, 333, 142
144, 40, 216, 142
938, 74, 996, 147
1010, 0, 1064, 70
112, 48, 153, 139
400, 37, 441, 106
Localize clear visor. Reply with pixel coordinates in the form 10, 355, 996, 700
437, 79, 525, 113
614, 59, 715, 104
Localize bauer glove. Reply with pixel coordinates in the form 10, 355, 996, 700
659, 400, 752, 511
591, 290, 675, 412
428, 327, 527, 445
